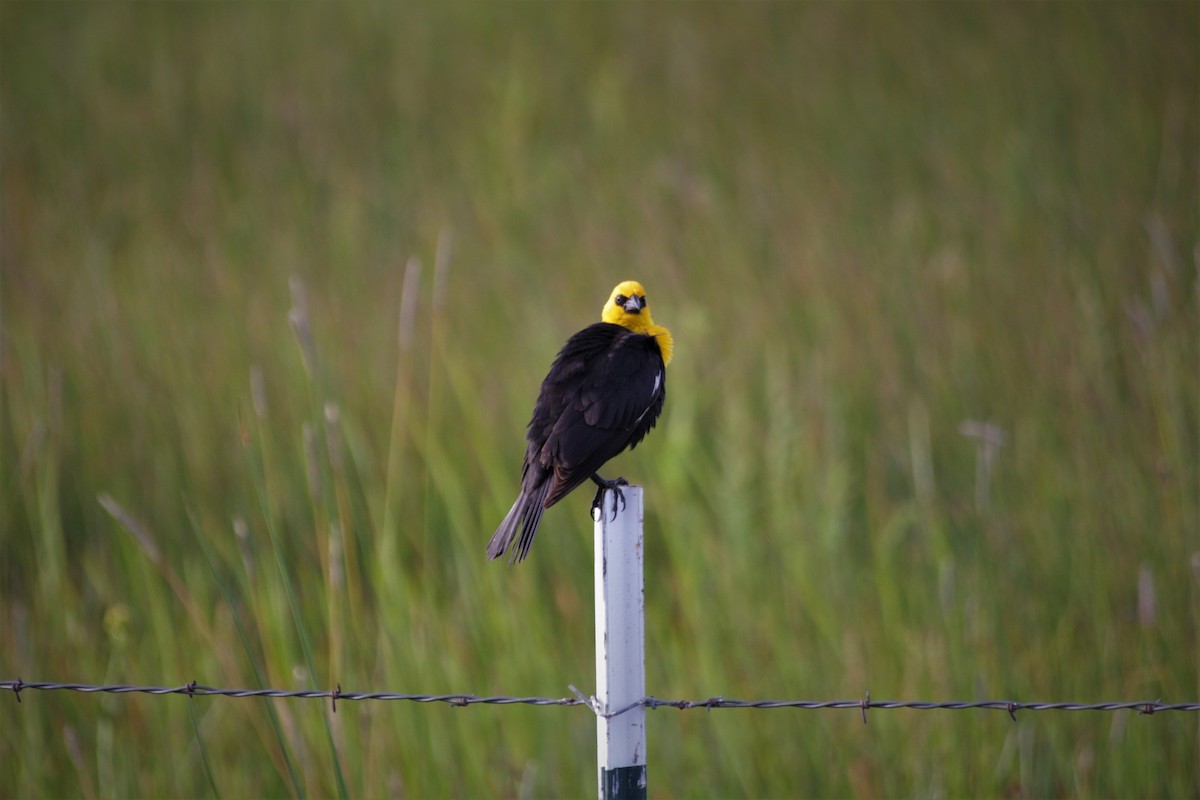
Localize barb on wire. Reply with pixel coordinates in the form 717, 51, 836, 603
3, 680, 1197, 719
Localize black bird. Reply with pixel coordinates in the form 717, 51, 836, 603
487, 280, 673, 563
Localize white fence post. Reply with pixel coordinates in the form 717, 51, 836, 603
594, 485, 647, 800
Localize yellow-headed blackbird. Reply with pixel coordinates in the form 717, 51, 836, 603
487, 280, 673, 563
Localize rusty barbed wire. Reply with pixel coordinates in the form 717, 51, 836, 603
3, 679, 1196, 721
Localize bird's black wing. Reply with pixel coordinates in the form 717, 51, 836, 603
524, 322, 624, 454
531, 323, 666, 508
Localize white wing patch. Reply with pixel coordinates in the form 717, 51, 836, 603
633, 369, 664, 427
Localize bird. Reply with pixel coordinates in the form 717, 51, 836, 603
487, 280, 673, 563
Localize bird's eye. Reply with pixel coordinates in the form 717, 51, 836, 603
614, 295, 627, 306
640, 295, 647, 306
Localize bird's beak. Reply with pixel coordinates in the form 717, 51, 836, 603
623, 295, 644, 314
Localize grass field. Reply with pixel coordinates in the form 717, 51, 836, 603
2, 3, 1198, 797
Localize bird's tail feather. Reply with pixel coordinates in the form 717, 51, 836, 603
486, 498, 522, 561
487, 480, 552, 563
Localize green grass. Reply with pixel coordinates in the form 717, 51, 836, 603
2, 3, 1197, 797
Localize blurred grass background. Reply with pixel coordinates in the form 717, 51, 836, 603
2, 2, 1197, 797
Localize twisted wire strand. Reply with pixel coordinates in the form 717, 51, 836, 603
4, 679, 1195, 720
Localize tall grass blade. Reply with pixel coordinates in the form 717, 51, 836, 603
183, 503, 305, 799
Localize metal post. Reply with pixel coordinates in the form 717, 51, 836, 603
594, 485, 647, 800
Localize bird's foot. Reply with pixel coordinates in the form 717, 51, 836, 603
589, 475, 629, 521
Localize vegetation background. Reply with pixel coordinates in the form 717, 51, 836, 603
2, 3, 1197, 797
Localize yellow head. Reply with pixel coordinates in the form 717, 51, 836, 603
600, 280, 673, 366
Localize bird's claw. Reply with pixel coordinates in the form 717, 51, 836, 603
590, 477, 629, 521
